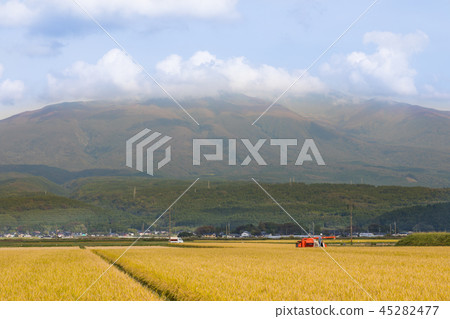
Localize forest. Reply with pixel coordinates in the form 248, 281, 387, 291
0, 176, 449, 234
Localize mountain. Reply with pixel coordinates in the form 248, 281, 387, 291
285, 94, 450, 152
0, 95, 449, 186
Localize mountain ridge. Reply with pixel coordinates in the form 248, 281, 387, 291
0, 95, 449, 186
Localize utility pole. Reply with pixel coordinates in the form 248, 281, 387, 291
348, 202, 354, 246
394, 221, 397, 235
169, 209, 171, 238
133, 187, 136, 200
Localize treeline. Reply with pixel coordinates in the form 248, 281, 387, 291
377, 202, 450, 232
69, 178, 450, 231
1, 177, 450, 233
0, 195, 143, 234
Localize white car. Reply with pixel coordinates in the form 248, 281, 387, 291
169, 236, 184, 243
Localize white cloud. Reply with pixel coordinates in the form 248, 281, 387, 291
155, 51, 326, 98
423, 84, 450, 100
47, 49, 326, 101
0, 64, 25, 104
72, 0, 238, 19
0, 0, 36, 27
321, 31, 428, 96
47, 49, 151, 100
0, 0, 238, 31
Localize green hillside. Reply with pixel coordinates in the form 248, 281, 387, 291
0, 176, 66, 196
69, 177, 450, 232
376, 202, 450, 232
1, 174, 449, 234
0, 193, 137, 233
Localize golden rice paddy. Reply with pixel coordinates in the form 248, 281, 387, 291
0, 247, 161, 301
94, 243, 449, 301
1, 243, 448, 301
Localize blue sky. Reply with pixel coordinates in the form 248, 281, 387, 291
0, 0, 449, 118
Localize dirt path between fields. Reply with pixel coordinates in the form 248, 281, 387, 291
88, 248, 176, 301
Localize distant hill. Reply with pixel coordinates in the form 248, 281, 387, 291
0, 177, 449, 233
0, 95, 449, 186
0, 175, 65, 196
0, 165, 141, 184
376, 202, 450, 232
68, 177, 450, 232
0, 193, 133, 233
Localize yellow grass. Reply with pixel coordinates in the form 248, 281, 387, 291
0, 247, 161, 301
1, 244, 448, 301
95, 244, 449, 301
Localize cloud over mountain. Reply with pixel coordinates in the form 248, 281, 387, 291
0, 64, 25, 105
47, 49, 326, 100
47, 49, 151, 100
321, 31, 428, 96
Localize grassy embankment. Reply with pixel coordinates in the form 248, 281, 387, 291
396, 233, 450, 246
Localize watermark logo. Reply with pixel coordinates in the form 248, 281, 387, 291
193, 138, 325, 166
126, 129, 172, 176
126, 132, 325, 176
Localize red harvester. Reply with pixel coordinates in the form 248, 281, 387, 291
295, 236, 336, 248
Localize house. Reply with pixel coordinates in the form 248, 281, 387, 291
240, 231, 251, 238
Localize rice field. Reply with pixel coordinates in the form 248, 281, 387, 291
0, 247, 161, 301
0, 243, 448, 301
94, 243, 449, 301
